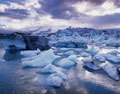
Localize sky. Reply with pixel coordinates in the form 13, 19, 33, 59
0, 0, 120, 32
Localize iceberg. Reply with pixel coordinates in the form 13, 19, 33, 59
55, 59, 75, 69
107, 51, 119, 56
80, 52, 90, 57
37, 64, 65, 74
22, 49, 58, 68
102, 61, 120, 81
55, 55, 78, 69
64, 50, 75, 56
45, 74, 64, 87
106, 55, 120, 64
67, 55, 78, 64
86, 47, 98, 56
93, 54, 106, 63
21, 49, 41, 58
38, 64, 68, 87
82, 59, 101, 70
0, 33, 26, 50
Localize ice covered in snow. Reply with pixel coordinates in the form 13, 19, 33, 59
21, 49, 41, 58
22, 49, 59, 68
102, 61, 120, 81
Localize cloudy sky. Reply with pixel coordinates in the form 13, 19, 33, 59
0, 0, 120, 31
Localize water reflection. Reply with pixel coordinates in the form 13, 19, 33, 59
3, 49, 22, 61
0, 47, 120, 94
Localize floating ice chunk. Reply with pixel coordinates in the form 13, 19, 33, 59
64, 50, 74, 56
82, 59, 101, 70
106, 39, 120, 47
80, 52, 90, 57
56, 58, 75, 69
45, 74, 63, 87
38, 64, 64, 74
67, 55, 78, 64
106, 54, 120, 64
21, 49, 40, 58
107, 51, 119, 56
93, 54, 106, 63
86, 47, 98, 56
102, 61, 120, 81
22, 49, 58, 68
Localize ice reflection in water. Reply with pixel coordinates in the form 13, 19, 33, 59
0, 47, 120, 94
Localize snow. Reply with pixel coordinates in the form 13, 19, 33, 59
22, 49, 59, 68
102, 61, 120, 81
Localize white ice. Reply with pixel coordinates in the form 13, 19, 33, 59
22, 49, 59, 68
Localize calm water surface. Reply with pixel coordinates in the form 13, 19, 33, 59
0, 47, 120, 94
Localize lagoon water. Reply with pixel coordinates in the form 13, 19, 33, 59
0, 46, 120, 94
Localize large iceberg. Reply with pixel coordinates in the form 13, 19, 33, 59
22, 49, 59, 68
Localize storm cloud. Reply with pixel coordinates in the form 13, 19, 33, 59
0, 0, 120, 30
0, 9, 29, 19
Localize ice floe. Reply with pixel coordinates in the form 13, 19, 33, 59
21, 49, 41, 58
102, 61, 120, 81
22, 49, 59, 68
